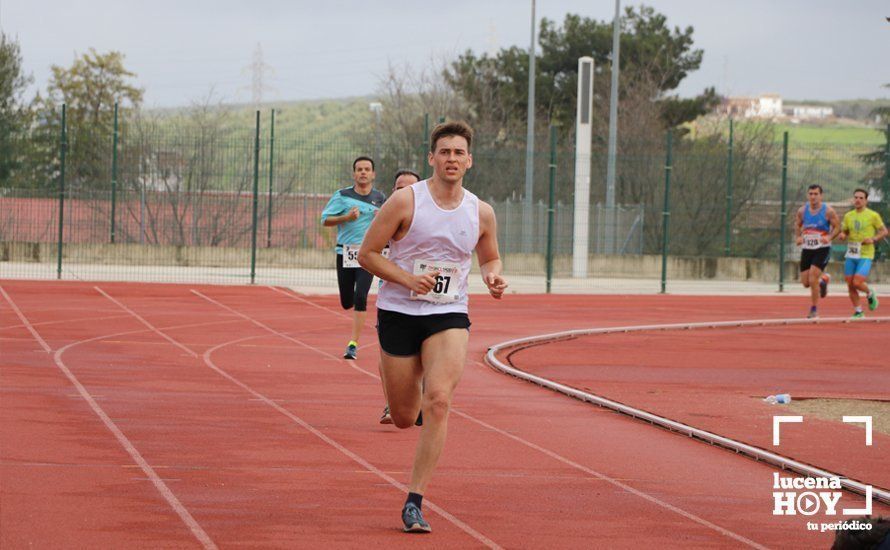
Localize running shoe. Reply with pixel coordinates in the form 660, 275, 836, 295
852, 311, 865, 319
867, 292, 879, 312
819, 274, 830, 298
380, 406, 393, 425
402, 502, 431, 533
343, 342, 357, 360
807, 308, 818, 319
415, 411, 423, 426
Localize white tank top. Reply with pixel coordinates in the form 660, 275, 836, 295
376, 180, 480, 315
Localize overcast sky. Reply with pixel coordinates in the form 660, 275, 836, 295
3, 0, 888, 108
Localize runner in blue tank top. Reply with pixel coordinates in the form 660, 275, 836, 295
794, 184, 840, 318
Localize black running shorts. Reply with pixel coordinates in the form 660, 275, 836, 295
376, 308, 471, 357
335, 253, 374, 312
800, 247, 830, 272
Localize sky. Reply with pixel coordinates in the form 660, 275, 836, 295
2, 0, 888, 108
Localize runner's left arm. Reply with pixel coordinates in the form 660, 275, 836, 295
826, 206, 841, 243
865, 216, 888, 245
476, 201, 508, 299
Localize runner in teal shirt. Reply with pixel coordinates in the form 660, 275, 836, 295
320, 156, 386, 360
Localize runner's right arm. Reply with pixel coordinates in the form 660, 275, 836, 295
794, 206, 804, 246
358, 190, 437, 295
322, 209, 359, 227
837, 213, 849, 241
320, 191, 359, 227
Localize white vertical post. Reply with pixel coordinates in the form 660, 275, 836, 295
573, 56, 594, 278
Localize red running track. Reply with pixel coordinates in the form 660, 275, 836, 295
1, 281, 887, 549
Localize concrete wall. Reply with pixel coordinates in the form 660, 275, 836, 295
2, 241, 885, 283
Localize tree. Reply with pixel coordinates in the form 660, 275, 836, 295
857, 84, 889, 247
372, 60, 465, 178
443, 6, 717, 144
36, 49, 143, 190
0, 32, 34, 185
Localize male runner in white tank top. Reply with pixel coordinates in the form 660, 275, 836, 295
359, 121, 507, 534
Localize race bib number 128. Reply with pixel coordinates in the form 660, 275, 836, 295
410, 260, 461, 304
802, 233, 823, 250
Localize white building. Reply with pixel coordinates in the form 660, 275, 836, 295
718, 94, 783, 119
755, 94, 783, 117
784, 105, 834, 119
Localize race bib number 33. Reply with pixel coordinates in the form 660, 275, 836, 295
410, 260, 461, 304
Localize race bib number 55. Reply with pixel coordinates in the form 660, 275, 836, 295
342, 244, 389, 268
410, 260, 461, 304
846, 242, 862, 259
342, 244, 361, 268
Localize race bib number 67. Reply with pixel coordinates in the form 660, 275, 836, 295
410, 260, 461, 304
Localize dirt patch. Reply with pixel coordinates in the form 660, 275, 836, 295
782, 398, 890, 436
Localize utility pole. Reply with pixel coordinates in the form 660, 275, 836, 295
604, 0, 621, 254
246, 42, 274, 108
522, 0, 537, 253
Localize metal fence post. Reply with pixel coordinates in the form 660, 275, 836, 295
660, 129, 673, 294
56, 104, 67, 280
266, 108, 275, 248
778, 131, 789, 292
250, 111, 261, 284
422, 113, 430, 179
881, 124, 890, 219
546, 124, 557, 293
110, 102, 119, 243
724, 117, 733, 256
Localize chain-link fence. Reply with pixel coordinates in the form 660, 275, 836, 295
2, 108, 888, 292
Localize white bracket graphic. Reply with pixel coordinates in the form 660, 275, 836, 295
773, 416, 803, 446
842, 416, 873, 446
843, 485, 873, 516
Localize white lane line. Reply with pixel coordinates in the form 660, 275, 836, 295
200, 334, 500, 549
95, 286, 198, 358
0, 313, 132, 332
202, 290, 765, 548
267, 286, 351, 320
0, 286, 52, 353
0, 288, 219, 550
192, 290, 371, 378
267, 286, 378, 352
464, 361, 769, 549
101, 288, 499, 548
